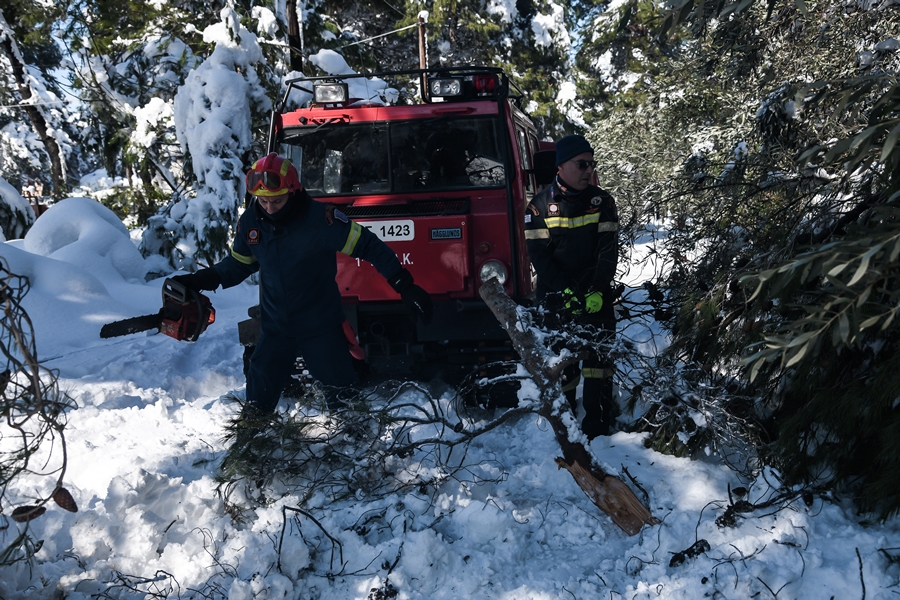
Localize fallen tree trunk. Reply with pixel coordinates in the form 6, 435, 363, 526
479, 278, 658, 536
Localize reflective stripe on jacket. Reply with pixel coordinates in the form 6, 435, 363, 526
524, 181, 618, 300
214, 190, 402, 336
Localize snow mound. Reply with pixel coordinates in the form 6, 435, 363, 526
23, 196, 148, 282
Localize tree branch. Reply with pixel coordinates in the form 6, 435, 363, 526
478, 278, 658, 535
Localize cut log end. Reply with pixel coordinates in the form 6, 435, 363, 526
556, 457, 658, 536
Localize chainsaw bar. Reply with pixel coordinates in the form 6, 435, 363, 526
99, 312, 162, 339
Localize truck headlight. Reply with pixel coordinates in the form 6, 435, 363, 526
314, 82, 349, 104
428, 78, 463, 98
479, 260, 507, 285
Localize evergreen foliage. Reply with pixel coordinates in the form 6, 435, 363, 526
140, 5, 271, 269
0, 180, 34, 241
621, 0, 900, 516
214, 384, 528, 515
0, 2, 71, 198
498, 0, 572, 138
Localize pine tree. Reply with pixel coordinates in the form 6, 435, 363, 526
634, 0, 900, 516
141, 5, 272, 270
498, 0, 574, 139
0, 177, 35, 240
0, 2, 69, 200
62, 0, 204, 218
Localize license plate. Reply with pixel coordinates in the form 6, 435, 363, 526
358, 220, 415, 241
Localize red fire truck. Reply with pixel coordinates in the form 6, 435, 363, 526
244, 66, 554, 393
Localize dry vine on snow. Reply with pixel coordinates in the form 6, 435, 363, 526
0, 258, 78, 566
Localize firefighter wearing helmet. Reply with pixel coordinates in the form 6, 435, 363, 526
172, 153, 432, 416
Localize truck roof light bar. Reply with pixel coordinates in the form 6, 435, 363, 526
313, 82, 349, 104
279, 67, 517, 110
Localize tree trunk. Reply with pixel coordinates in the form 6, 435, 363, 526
479, 278, 658, 536
286, 0, 304, 72
0, 12, 66, 199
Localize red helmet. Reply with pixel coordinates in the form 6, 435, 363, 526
245, 153, 302, 197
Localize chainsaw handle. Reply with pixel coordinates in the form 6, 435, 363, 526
163, 278, 191, 303
160, 278, 216, 342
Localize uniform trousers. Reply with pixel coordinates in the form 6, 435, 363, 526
247, 324, 359, 413
561, 310, 616, 439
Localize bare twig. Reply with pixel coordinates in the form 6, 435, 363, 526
0, 259, 76, 565
280, 505, 345, 574
857, 547, 866, 600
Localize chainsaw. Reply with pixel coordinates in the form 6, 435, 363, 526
100, 278, 216, 342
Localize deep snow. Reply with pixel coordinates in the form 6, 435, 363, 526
0, 195, 898, 599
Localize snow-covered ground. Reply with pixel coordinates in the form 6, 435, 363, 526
0, 196, 898, 599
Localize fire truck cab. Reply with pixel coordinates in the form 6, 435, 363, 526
259, 66, 553, 386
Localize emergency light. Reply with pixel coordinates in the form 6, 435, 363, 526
473, 74, 497, 95
314, 82, 349, 104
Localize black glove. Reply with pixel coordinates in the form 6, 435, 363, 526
170, 268, 221, 292
542, 291, 566, 313
388, 269, 433, 325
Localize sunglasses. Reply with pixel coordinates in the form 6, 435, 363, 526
246, 170, 286, 194
570, 159, 597, 171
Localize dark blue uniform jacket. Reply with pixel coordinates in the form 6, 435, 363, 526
524, 180, 618, 301
213, 191, 402, 337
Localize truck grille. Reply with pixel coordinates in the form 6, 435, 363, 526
342, 198, 470, 218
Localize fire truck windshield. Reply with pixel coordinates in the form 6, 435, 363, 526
280, 117, 506, 196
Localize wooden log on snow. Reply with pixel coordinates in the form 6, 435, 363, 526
479, 278, 658, 536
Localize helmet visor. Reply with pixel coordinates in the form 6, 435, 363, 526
246, 170, 288, 196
